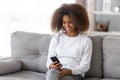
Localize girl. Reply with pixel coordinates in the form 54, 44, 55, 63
46, 3, 92, 80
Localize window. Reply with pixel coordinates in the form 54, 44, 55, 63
0, 0, 76, 57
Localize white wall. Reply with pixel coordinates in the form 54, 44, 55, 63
0, 0, 75, 57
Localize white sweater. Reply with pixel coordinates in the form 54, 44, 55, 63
46, 33, 92, 77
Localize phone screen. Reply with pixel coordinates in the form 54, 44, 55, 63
50, 56, 60, 63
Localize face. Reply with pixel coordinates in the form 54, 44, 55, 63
62, 15, 76, 33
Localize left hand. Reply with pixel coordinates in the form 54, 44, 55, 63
59, 68, 72, 78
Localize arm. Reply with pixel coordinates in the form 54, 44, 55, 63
0, 58, 21, 75
46, 35, 58, 69
71, 38, 93, 75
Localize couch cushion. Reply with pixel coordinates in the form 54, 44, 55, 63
0, 59, 21, 75
103, 36, 120, 78
84, 78, 100, 80
0, 70, 46, 80
85, 36, 103, 78
11, 31, 52, 73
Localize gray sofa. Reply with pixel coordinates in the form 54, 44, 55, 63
0, 31, 120, 80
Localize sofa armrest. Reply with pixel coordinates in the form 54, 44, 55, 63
0, 58, 22, 75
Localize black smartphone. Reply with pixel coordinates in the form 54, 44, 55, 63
50, 56, 60, 63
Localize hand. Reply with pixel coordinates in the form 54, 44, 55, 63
59, 68, 72, 78
49, 61, 62, 70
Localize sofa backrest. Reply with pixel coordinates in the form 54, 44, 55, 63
11, 31, 103, 78
103, 36, 120, 78
11, 31, 52, 73
85, 36, 103, 78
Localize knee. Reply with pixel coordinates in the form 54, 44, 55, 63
46, 69, 60, 75
61, 76, 71, 80
46, 69, 60, 80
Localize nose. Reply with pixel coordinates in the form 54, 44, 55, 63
65, 23, 69, 27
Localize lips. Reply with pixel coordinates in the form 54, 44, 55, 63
65, 27, 72, 31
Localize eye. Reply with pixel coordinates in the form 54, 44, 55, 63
69, 22, 72, 24
62, 21, 66, 24
68, 21, 73, 24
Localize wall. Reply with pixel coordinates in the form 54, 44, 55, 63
0, 0, 76, 57
95, 0, 120, 31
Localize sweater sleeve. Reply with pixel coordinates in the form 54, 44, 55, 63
46, 35, 58, 69
71, 38, 93, 76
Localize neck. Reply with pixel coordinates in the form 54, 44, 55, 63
65, 32, 78, 37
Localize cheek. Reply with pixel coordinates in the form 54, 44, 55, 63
62, 24, 67, 28
70, 24, 75, 28
62, 24, 64, 27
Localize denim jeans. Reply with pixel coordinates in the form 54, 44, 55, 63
46, 69, 83, 80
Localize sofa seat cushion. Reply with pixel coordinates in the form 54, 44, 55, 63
84, 78, 100, 80
103, 36, 120, 78
0, 70, 46, 80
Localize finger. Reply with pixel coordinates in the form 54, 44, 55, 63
55, 63, 62, 67
51, 65, 57, 69
54, 66, 61, 70
58, 65, 62, 69
53, 63, 62, 70
52, 61, 58, 64
54, 65, 62, 69
60, 70, 63, 74
60, 68, 63, 71
59, 73, 64, 78
60, 68, 64, 71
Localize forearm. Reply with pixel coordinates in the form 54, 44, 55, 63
71, 63, 90, 75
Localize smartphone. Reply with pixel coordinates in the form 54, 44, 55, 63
50, 56, 60, 63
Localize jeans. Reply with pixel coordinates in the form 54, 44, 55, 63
46, 69, 83, 80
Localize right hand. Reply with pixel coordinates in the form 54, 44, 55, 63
49, 61, 62, 70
